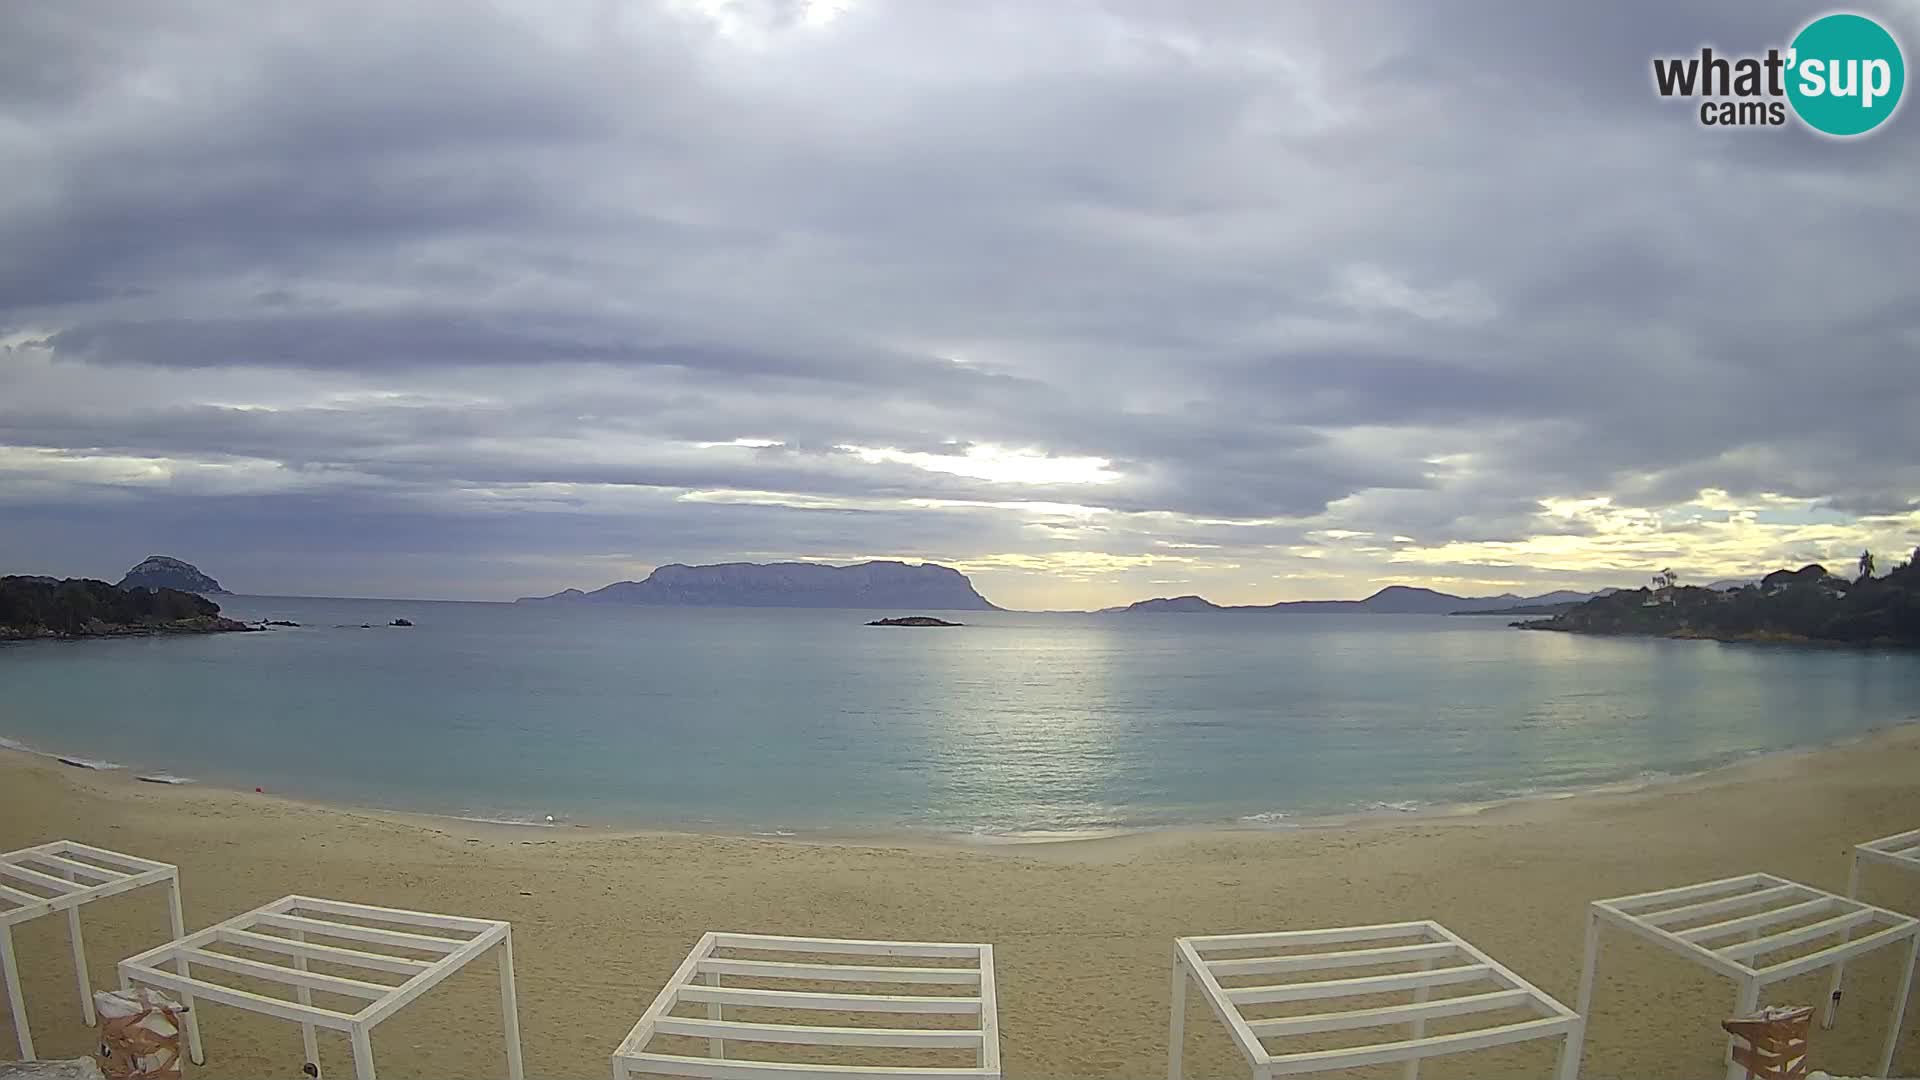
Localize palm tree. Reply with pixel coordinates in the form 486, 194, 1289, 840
1859, 549, 1876, 582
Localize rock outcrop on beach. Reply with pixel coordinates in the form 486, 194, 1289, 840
517, 560, 999, 610
116, 555, 230, 595
0, 576, 254, 640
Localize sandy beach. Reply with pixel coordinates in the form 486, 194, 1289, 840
4, 729, 1920, 1080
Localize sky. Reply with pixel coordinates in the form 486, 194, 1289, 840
3, 0, 1918, 610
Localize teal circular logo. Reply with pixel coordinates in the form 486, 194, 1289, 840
1787, 13, 1906, 136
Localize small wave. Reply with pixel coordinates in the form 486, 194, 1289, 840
451, 814, 559, 828
1362, 800, 1422, 814
751, 830, 798, 838
136, 773, 196, 785
56, 755, 125, 771
1237, 811, 1295, 827
0, 736, 32, 753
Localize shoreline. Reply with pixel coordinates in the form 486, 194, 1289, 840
6, 725, 1920, 1077
7, 716, 1917, 853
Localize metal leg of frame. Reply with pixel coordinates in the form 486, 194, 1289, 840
350, 1024, 377, 1080
1726, 977, 1761, 1080
1877, 931, 1919, 1080
1167, 949, 1187, 1080
499, 931, 525, 1080
1825, 849, 1862, 1029
67, 871, 96, 1027
2, 924, 34, 1060
165, 878, 205, 1066
1556, 1017, 1586, 1080
1575, 910, 1600, 1019
1404, 957, 1433, 1080
290, 928, 320, 1074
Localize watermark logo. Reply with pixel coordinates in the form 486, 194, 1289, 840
1652, 11, 1906, 136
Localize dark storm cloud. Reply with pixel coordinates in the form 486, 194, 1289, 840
3, 0, 1917, 602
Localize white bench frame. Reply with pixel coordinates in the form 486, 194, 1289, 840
1826, 827, 1920, 1031
0, 839, 198, 1063
1169, 921, 1583, 1079
1575, 872, 1920, 1080
118, 895, 523, 1080
611, 932, 1001, 1080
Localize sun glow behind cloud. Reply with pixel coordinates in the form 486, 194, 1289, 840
837, 444, 1120, 486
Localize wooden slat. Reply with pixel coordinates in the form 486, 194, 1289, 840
1638, 884, 1807, 928
621, 1053, 988, 1080
21, 853, 123, 883
652, 1017, 981, 1049
1263, 1016, 1574, 1075
697, 957, 980, 985
1225, 965, 1491, 1006
0, 862, 83, 893
285, 895, 497, 934
677, 985, 981, 1014
1247, 989, 1533, 1037
1677, 898, 1836, 944
254, 912, 464, 953
1207, 941, 1457, 976
1720, 910, 1877, 962
181, 948, 393, 999
219, 928, 435, 976
711, 934, 982, 959
1756, 922, 1920, 983
1186, 923, 1431, 952
122, 964, 357, 1029
48, 842, 173, 874
1606, 874, 1768, 913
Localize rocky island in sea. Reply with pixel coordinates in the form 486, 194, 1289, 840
0, 576, 253, 640
518, 560, 998, 610
1517, 553, 1920, 647
867, 616, 962, 627
117, 554, 230, 594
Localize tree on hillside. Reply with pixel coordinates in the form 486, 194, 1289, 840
1859, 549, 1875, 581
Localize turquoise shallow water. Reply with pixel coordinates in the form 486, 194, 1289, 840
2, 597, 1917, 835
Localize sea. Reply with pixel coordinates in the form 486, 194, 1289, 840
3, 596, 1918, 838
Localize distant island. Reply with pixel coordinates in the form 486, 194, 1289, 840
118, 555, 229, 595
1107, 585, 1606, 615
867, 616, 962, 627
1517, 554, 1920, 647
518, 560, 998, 610
0, 576, 253, 640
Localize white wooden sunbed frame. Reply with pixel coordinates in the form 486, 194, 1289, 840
0, 840, 197, 1062
1575, 873, 1920, 1080
1169, 921, 1583, 1079
118, 895, 524, 1080
611, 932, 1001, 1080
1825, 827, 1920, 1032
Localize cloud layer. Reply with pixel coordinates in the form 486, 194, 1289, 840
4, 0, 1918, 606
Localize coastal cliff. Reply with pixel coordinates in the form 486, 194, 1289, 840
1517, 556, 1920, 647
0, 577, 253, 640
517, 560, 999, 610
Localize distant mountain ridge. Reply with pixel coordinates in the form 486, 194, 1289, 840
1107, 585, 1610, 615
517, 560, 998, 610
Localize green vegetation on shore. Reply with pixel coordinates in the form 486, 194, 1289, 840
1519, 551, 1920, 646
0, 576, 252, 640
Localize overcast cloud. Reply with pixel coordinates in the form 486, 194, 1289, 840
3, 0, 1918, 608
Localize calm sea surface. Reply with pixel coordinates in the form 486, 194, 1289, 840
3, 597, 1917, 836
